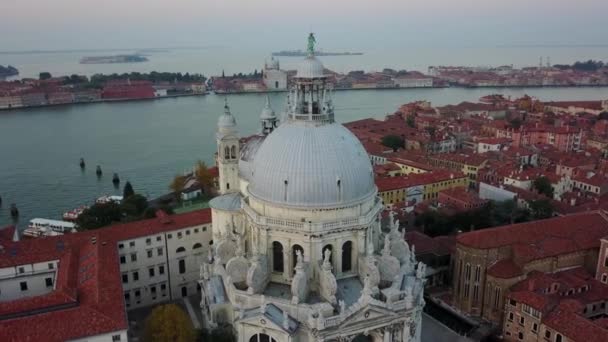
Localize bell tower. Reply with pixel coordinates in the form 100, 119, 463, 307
216, 99, 240, 194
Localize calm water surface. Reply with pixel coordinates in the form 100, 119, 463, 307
1, 87, 608, 227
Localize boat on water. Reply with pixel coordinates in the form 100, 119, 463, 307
80, 54, 148, 64
272, 50, 363, 57
23, 218, 77, 238
62, 205, 88, 221
96, 195, 123, 205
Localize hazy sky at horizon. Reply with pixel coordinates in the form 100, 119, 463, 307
2, 0, 607, 51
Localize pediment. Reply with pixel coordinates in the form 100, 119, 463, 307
338, 304, 397, 329
239, 312, 285, 332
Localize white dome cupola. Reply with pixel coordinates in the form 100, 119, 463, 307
247, 34, 376, 208
259, 95, 277, 135
218, 98, 237, 132
286, 33, 334, 125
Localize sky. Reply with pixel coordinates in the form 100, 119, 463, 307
1, 0, 607, 51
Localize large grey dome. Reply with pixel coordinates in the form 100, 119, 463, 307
248, 121, 376, 208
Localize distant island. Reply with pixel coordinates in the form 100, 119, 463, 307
272, 50, 363, 57
80, 54, 148, 64
0, 65, 19, 78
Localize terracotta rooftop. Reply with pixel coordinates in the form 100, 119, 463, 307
456, 212, 608, 261
0, 209, 212, 342
486, 259, 523, 279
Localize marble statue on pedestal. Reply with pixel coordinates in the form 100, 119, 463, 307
319, 249, 338, 304
291, 250, 309, 304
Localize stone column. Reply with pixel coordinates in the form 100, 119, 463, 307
383, 327, 391, 342
402, 320, 411, 342
283, 249, 290, 280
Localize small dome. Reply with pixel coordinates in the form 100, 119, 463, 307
218, 100, 236, 128
296, 56, 326, 79
260, 96, 276, 120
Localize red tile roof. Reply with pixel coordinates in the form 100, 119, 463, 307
543, 303, 608, 342
486, 259, 523, 279
0, 225, 15, 243
0, 209, 212, 342
457, 212, 608, 261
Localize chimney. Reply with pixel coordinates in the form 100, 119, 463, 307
528, 278, 535, 291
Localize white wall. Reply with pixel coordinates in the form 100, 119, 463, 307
0, 260, 58, 302
118, 222, 212, 310
68, 330, 128, 342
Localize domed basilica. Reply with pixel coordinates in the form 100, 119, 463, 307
199, 34, 426, 342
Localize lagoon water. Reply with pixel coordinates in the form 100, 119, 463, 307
1, 47, 608, 227
2, 87, 608, 227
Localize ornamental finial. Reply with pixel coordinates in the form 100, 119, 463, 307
307, 33, 316, 56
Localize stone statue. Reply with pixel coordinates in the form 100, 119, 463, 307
247, 253, 269, 294
260, 295, 267, 313
323, 248, 331, 266
207, 248, 214, 264
307, 32, 316, 55
416, 262, 426, 279
283, 310, 289, 330
382, 234, 391, 256
339, 300, 346, 315
236, 236, 244, 257
291, 250, 309, 304
319, 249, 338, 304
410, 245, 416, 265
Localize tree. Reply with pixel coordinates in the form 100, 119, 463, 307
381, 135, 405, 152
121, 194, 149, 218
76, 202, 122, 230
406, 115, 415, 128
528, 199, 554, 220
532, 176, 554, 198
144, 304, 196, 342
39, 72, 52, 80
509, 118, 522, 129
170, 174, 187, 194
123, 181, 135, 199
194, 160, 215, 195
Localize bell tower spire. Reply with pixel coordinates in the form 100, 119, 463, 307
216, 98, 239, 194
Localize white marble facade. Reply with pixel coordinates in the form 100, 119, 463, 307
200, 35, 425, 342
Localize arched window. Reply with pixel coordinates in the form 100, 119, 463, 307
179, 259, 186, 274
342, 241, 353, 272
292, 244, 304, 273
272, 242, 284, 273
230, 145, 236, 159
193, 243, 202, 250
249, 333, 277, 342
555, 334, 562, 342
322, 245, 333, 265
224, 146, 230, 159
181, 286, 188, 297
176, 246, 186, 253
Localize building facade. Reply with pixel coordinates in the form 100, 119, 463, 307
199, 36, 426, 342
452, 212, 608, 325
